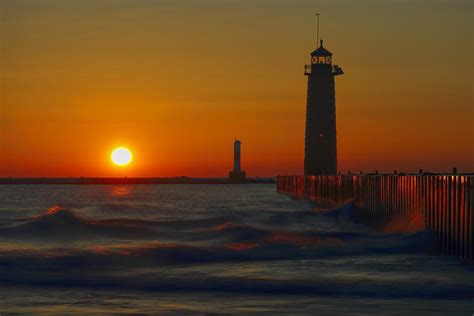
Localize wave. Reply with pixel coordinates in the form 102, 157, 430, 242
0, 204, 433, 248
0, 204, 437, 260
0, 247, 471, 298
0, 230, 433, 265
0, 207, 159, 240
0, 204, 403, 246
0, 203, 466, 298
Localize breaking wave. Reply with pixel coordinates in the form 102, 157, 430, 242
1, 201, 467, 299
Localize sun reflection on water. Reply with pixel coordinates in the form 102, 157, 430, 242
111, 186, 132, 197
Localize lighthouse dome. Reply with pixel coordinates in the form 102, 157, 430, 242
311, 39, 332, 56
310, 40, 332, 65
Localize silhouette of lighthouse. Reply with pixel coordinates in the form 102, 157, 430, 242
229, 139, 246, 183
304, 15, 343, 175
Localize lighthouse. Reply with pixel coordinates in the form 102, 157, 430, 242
304, 28, 343, 175
229, 139, 246, 183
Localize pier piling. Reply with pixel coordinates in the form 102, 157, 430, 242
277, 175, 474, 260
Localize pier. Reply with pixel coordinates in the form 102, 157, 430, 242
277, 175, 473, 260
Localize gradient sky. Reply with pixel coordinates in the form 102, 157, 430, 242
1, 0, 473, 177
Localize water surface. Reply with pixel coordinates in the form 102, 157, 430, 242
0, 184, 472, 314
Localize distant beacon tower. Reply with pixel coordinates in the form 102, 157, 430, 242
229, 139, 246, 183
304, 30, 344, 175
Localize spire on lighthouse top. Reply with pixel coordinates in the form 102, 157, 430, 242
304, 13, 344, 75
310, 13, 332, 64
311, 39, 332, 57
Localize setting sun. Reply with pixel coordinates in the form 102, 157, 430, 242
111, 147, 132, 166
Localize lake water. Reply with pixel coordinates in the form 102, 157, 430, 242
0, 184, 473, 314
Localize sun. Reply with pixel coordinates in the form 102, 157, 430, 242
111, 147, 132, 166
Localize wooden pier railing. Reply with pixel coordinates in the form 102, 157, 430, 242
277, 175, 473, 260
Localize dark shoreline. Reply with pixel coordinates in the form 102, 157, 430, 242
0, 177, 275, 185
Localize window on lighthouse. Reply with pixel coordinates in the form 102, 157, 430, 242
312, 56, 332, 64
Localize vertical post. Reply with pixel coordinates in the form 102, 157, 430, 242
436, 176, 442, 251
456, 176, 461, 256
316, 13, 320, 46
450, 176, 455, 256
466, 176, 471, 259
466, 177, 474, 259
443, 176, 449, 253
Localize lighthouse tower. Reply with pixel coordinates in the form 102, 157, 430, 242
304, 35, 343, 175
229, 139, 246, 183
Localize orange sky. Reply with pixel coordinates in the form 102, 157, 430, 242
1, 0, 473, 177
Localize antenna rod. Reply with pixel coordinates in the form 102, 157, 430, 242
316, 13, 320, 46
